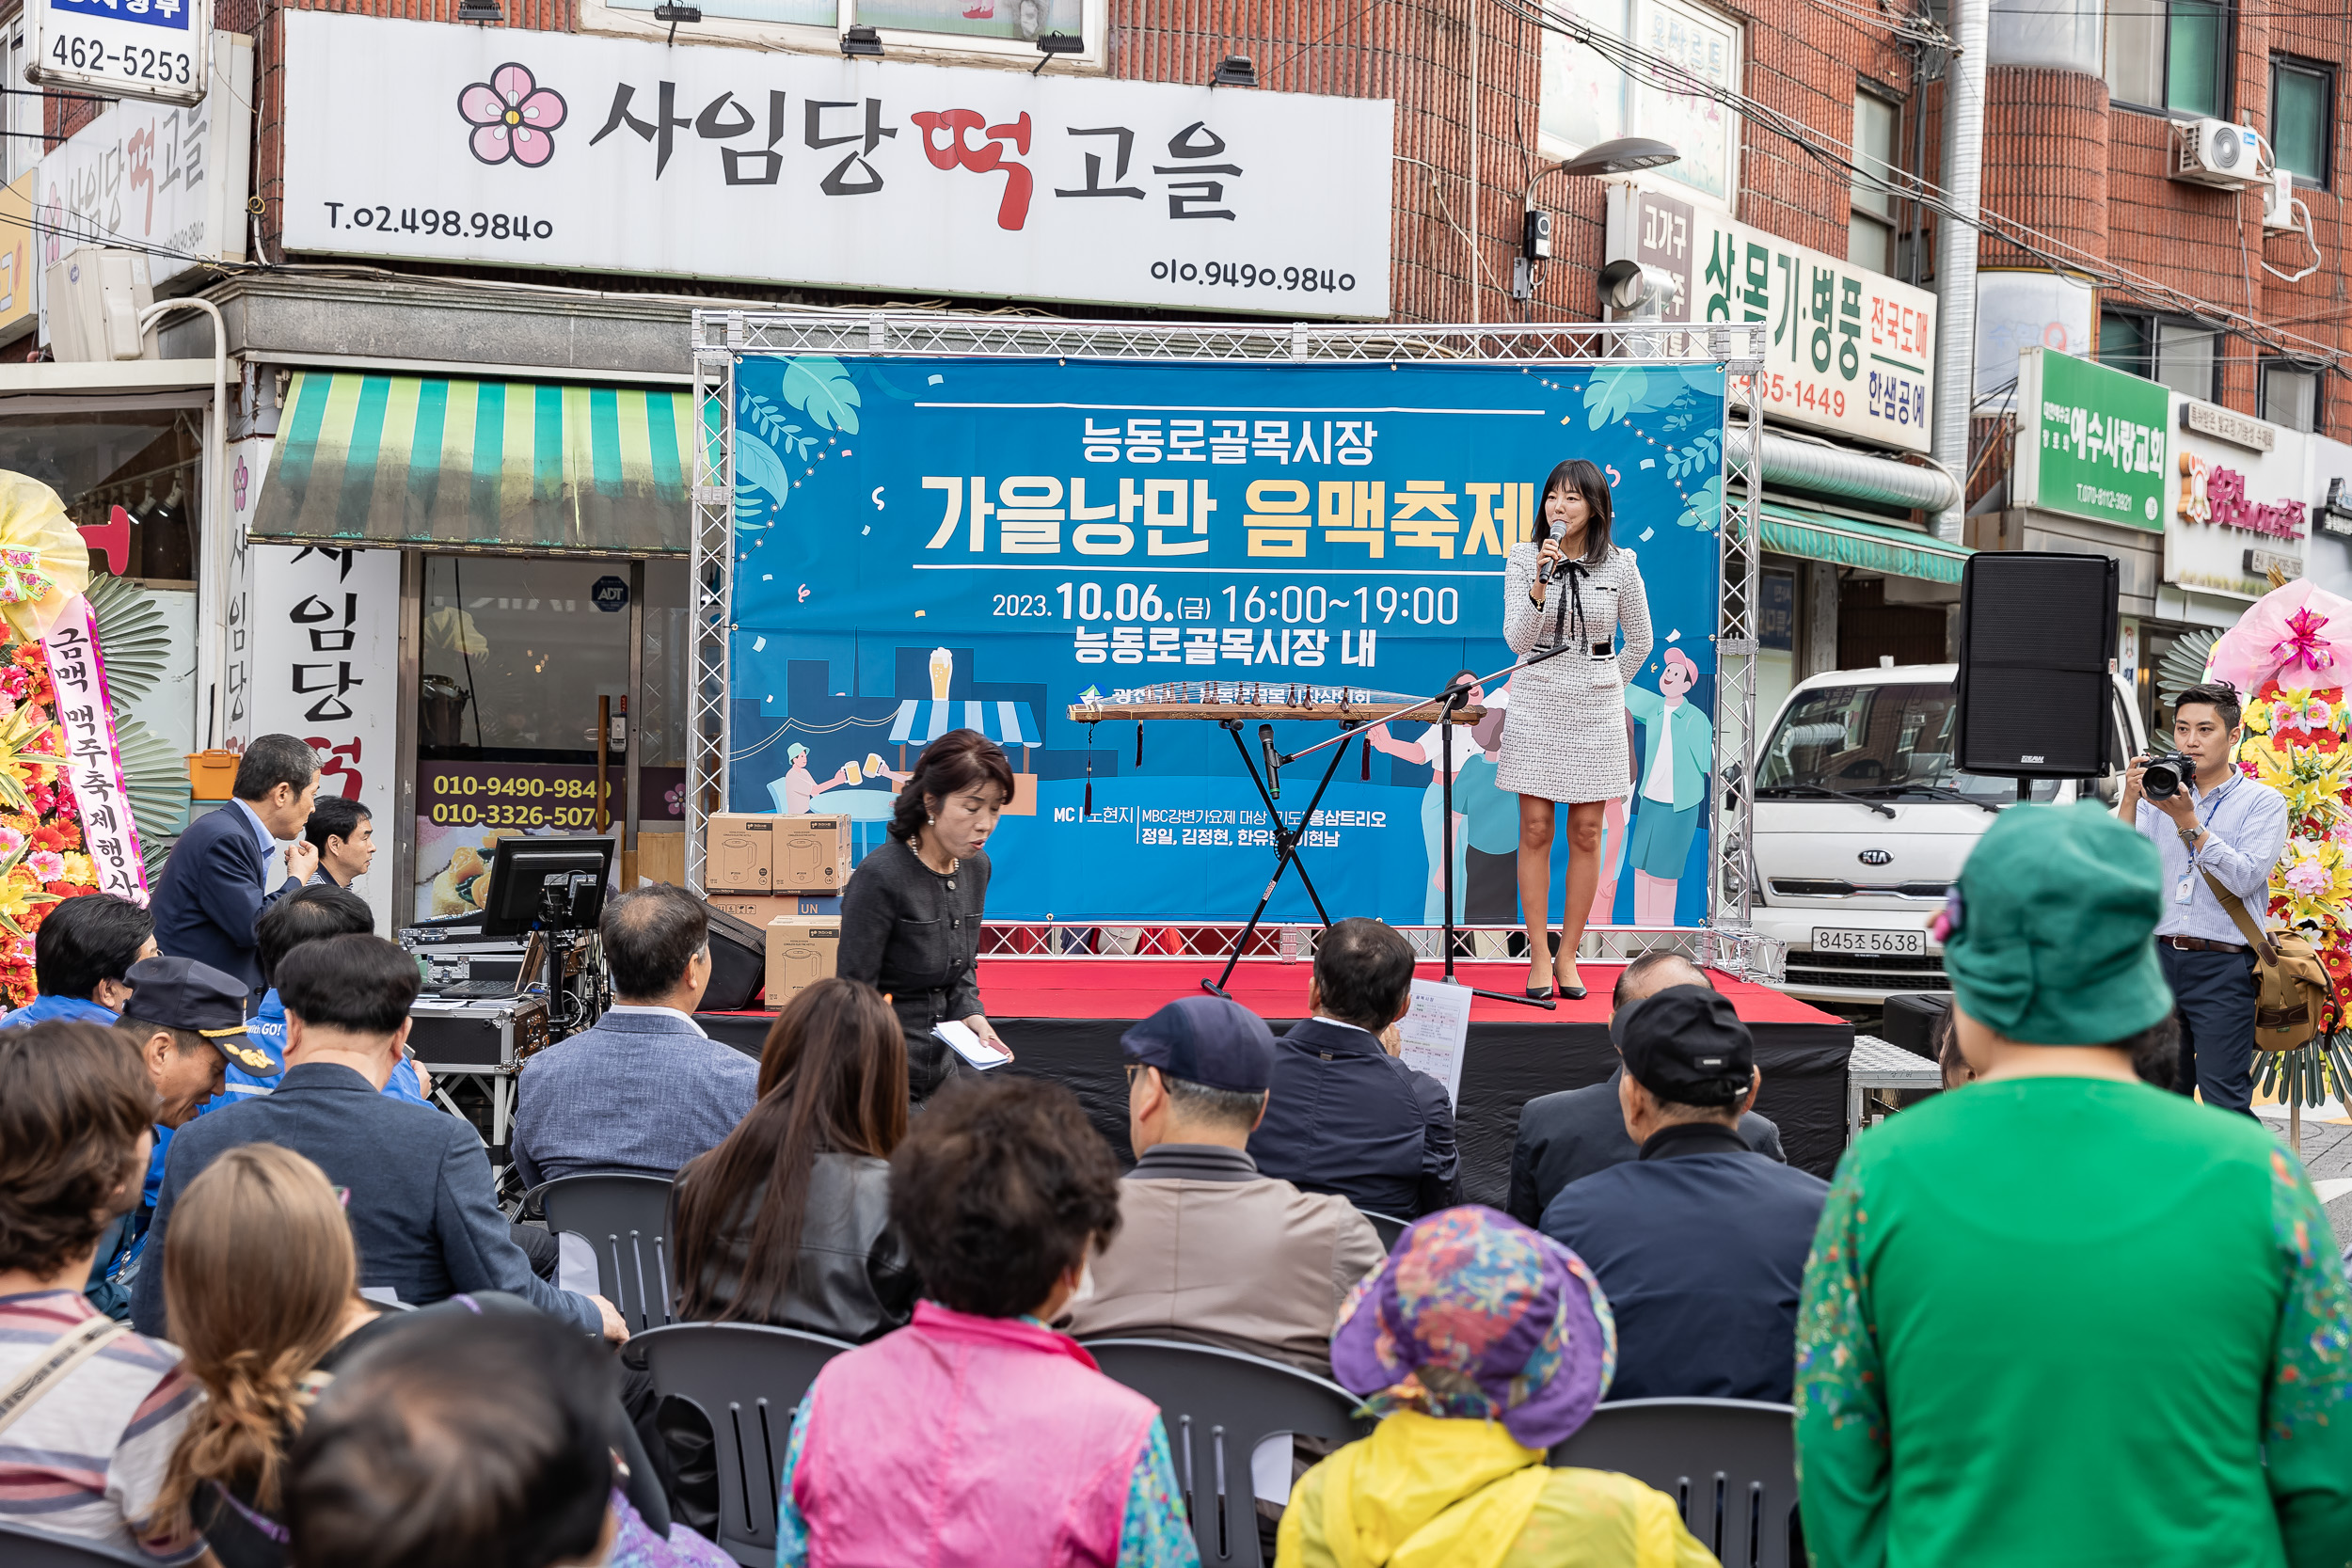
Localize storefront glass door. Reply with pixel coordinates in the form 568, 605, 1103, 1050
412, 555, 688, 921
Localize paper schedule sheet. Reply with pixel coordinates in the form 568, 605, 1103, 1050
1395, 978, 1472, 1107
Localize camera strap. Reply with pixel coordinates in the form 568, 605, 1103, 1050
2199, 871, 2281, 965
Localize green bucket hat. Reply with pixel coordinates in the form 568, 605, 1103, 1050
1943, 801, 2172, 1046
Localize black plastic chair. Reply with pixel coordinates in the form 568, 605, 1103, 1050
1083, 1337, 1375, 1568
0, 1521, 151, 1565
630, 1321, 854, 1568
528, 1173, 677, 1333
1548, 1397, 1799, 1568
1358, 1210, 1411, 1250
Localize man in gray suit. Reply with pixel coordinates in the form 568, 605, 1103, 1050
133, 934, 619, 1340
513, 884, 759, 1189
1504, 950, 1786, 1227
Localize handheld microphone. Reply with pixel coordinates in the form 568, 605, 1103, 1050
1260, 722, 1280, 800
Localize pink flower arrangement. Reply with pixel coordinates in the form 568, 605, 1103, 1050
458, 64, 567, 169
25, 850, 65, 882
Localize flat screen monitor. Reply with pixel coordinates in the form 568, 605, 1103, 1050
480, 837, 615, 939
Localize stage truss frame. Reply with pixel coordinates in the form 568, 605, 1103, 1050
689, 310, 1771, 972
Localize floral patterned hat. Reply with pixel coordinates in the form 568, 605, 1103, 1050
1327, 1206, 1615, 1452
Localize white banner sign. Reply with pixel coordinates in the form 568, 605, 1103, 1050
41, 595, 148, 906
278, 12, 1394, 319
245, 542, 401, 934
29, 0, 210, 106
2166, 401, 2308, 601
1610, 183, 1936, 453
35, 27, 251, 338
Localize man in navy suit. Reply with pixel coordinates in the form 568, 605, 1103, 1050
132, 933, 623, 1341
150, 734, 321, 994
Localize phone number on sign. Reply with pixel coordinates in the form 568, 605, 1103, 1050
427, 774, 610, 800
321, 203, 555, 242
1152, 260, 1359, 294
46, 34, 194, 85
426, 802, 607, 829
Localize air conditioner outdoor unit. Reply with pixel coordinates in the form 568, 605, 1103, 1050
2172, 118, 2267, 188
2263, 167, 2301, 230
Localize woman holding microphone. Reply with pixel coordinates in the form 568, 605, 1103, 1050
838, 728, 1013, 1101
1501, 458, 1653, 1000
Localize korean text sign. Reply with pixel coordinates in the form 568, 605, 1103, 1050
278, 11, 1393, 319
729, 355, 1728, 927
32, 0, 209, 106
2011, 346, 2169, 531
40, 596, 147, 904
1612, 186, 1934, 453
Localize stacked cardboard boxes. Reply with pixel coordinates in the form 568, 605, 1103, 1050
705, 813, 853, 1008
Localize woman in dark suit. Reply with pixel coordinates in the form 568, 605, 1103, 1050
836, 728, 1013, 1101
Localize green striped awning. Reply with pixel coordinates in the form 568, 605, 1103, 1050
1759, 501, 1971, 584
249, 372, 690, 554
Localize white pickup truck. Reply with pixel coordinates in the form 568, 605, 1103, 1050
1748, 662, 2148, 1012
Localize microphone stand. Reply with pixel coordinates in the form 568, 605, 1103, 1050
1249, 634, 1608, 1011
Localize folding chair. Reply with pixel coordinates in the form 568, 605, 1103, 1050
527, 1172, 677, 1332
1549, 1396, 1800, 1568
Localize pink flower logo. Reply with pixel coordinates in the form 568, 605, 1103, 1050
458, 64, 567, 168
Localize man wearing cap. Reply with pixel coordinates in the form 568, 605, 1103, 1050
1795, 803, 2352, 1568
87, 955, 280, 1317
1537, 983, 1827, 1402
1064, 996, 1385, 1376
133, 934, 624, 1346
1505, 950, 1785, 1226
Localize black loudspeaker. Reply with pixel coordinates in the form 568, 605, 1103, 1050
702, 904, 769, 1013
1954, 552, 2119, 779
1883, 992, 1952, 1061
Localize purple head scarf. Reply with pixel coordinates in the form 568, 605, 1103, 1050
1328, 1206, 1615, 1451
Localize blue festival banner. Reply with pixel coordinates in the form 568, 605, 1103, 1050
728, 355, 1726, 927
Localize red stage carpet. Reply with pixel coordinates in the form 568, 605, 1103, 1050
701, 958, 1856, 1207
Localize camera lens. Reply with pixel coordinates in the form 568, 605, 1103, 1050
2144, 757, 2183, 800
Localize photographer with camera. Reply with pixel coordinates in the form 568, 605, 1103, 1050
2117, 680, 2289, 1116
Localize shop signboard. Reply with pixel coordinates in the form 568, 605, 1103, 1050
2010, 346, 2169, 531
278, 12, 1393, 319
28, 0, 211, 107
34, 27, 251, 341
2166, 403, 2307, 600
1608, 185, 1934, 453
730, 352, 1728, 927
0, 175, 33, 344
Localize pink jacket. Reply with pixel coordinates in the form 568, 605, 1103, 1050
794, 1301, 1159, 1568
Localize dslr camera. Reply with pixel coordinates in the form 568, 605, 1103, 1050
2139, 752, 2197, 801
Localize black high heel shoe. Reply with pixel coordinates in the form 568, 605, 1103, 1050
1552, 964, 1588, 1002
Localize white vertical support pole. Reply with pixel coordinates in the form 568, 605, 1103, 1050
1711, 323, 1766, 941
1931, 0, 1987, 543
685, 313, 738, 895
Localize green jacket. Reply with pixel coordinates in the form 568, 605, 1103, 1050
1625, 685, 1712, 811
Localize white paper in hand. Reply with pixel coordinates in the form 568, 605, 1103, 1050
933, 1019, 1010, 1070
1395, 979, 1472, 1108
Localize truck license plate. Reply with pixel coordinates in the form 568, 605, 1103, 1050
1812, 927, 1924, 956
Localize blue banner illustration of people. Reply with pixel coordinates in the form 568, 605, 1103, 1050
725, 354, 1726, 928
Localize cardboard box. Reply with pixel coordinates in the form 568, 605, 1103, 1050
765, 915, 840, 1008
707, 813, 774, 892
773, 815, 850, 892
707, 894, 800, 928
636, 831, 686, 888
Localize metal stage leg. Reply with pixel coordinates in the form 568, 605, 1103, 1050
1204, 721, 1352, 999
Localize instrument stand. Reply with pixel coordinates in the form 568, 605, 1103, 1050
1435, 683, 1556, 1010
1202, 719, 1352, 999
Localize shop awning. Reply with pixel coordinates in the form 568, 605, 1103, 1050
1759, 501, 1971, 584
249, 371, 690, 554
889, 700, 1042, 748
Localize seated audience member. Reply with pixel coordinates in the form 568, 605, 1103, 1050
157, 1143, 721, 1568
0, 1020, 203, 1560
776, 1077, 1198, 1567
93, 955, 285, 1318
1505, 950, 1785, 1226
1248, 917, 1461, 1216
302, 795, 374, 890
1797, 804, 2352, 1568
150, 734, 322, 994
1065, 994, 1385, 1374
670, 975, 917, 1338
3, 891, 158, 1028
131, 934, 620, 1342
513, 884, 758, 1188
1279, 1208, 1711, 1567
217, 884, 428, 1111
1539, 985, 1830, 1402
287, 1308, 730, 1568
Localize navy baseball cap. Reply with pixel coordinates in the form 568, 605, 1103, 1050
120, 956, 277, 1076
1611, 984, 1754, 1106
1120, 995, 1276, 1094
